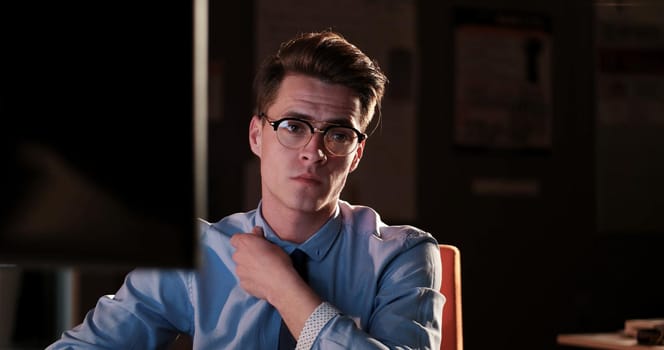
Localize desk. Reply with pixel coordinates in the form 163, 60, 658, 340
557, 332, 664, 350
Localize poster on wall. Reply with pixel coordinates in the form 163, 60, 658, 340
453, 8, 553, 151
595, 7, 664, 127
595, 3, 664, 233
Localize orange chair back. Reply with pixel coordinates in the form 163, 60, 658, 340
439, 244, 463, 350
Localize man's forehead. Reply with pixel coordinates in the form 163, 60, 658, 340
270, 74, 363, 122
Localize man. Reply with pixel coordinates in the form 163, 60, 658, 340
48, 31, 443, 349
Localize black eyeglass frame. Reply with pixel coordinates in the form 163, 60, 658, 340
259, 113, 367, 156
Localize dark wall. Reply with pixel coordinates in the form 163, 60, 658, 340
207, 1, 255, 220
418, 1, 664, 349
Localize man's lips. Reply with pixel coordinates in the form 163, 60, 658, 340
292, 174, 323, 184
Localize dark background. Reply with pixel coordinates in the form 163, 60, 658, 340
3, 0, 664, 349
0, 2, 195, 268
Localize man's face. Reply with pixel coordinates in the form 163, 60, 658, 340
249, 73, 365, 216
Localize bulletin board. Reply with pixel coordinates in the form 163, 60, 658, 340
453, 8, 553, 152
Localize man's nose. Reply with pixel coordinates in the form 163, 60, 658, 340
300, 132, 327, 162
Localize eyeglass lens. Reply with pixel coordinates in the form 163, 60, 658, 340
275, 119, 359, 156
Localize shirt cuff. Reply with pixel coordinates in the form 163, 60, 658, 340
295, 302, 339, 350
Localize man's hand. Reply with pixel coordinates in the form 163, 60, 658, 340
230, 226, 322, 339
230, 226, 294, 301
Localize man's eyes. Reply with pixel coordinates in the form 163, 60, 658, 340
280, 121, 307, 133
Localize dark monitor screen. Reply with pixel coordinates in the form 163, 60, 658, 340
0, 2, 205, 268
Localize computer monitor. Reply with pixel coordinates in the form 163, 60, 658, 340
0, 1, 207, 268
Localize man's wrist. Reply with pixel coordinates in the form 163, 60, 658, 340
296, 302, 339, 350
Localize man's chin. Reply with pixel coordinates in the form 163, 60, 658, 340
288, 197, 335, 214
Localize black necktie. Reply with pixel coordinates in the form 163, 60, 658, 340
278, 248, 308, 350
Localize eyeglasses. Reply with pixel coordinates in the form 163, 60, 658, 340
260, 113, 367, 156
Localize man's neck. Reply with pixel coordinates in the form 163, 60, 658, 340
260, 202, 336, 244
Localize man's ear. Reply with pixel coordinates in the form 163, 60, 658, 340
249, 115, 262, 157
349, 140, 365, 173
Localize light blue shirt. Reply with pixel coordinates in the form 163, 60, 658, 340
48, 200, 444, 349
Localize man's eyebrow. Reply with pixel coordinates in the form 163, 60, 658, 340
284, 112, 355, 127
283, 111, 314, 120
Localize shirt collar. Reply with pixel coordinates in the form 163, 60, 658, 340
254, 201, 342, 262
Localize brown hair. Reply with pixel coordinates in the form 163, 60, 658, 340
253, 31, 387, 132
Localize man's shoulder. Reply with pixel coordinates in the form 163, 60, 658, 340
197, 210, 257, 239
338, 201, 438, 248
378, 224, 437, 247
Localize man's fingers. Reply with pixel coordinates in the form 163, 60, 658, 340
252, 226, 264, 237
230, 226, 264, 247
